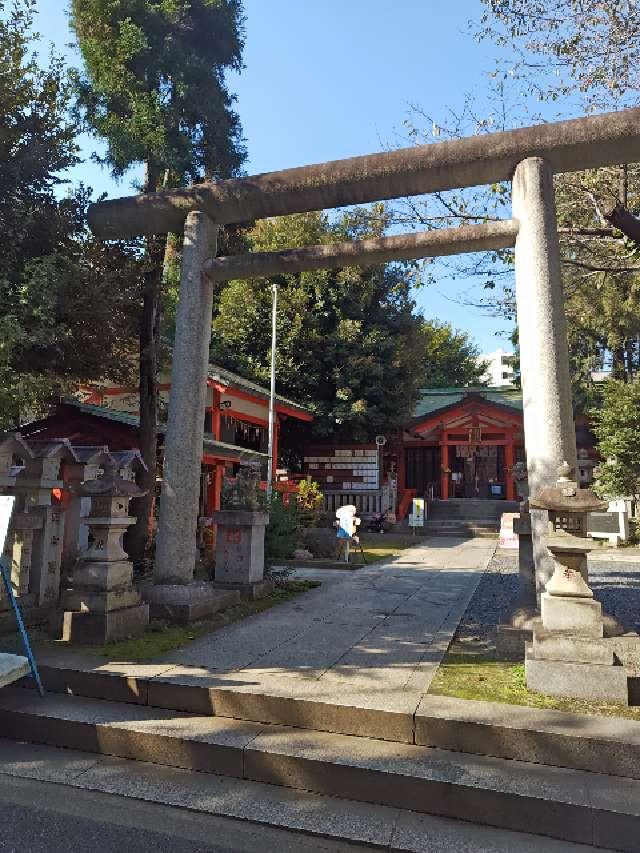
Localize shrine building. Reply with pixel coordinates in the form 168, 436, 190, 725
19, 364, 313, 525
395, 387, 596, 512
304, 387, 597, 520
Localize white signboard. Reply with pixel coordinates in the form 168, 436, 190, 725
408, 497, 425, 528
0, 496, 15, 553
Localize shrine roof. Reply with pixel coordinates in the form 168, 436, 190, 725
20, 401, 267, 464
207, 363, 313, 418
412, 387, 523, 420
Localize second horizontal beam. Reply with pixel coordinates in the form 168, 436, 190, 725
205, 220, 519, 282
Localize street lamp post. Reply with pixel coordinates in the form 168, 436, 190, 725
266, 282, 278, 499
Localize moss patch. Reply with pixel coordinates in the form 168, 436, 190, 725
5, 580, 320, 664
430, 653, 640, 721
360, 534, 421, 564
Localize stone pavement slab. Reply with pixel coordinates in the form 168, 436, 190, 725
155, 537, 495, 715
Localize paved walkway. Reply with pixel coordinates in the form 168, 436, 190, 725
154, 536, 496, 711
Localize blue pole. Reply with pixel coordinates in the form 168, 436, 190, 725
0, 557, 44, 696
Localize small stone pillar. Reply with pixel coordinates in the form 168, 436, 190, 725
155, 211, 218, 584
0, 435, 39, 610
213, 510, 270, 599
56, 459, 149, 643
512, 462, 537, 606
12, 440, 76, 607
512, 157, 578, 594
211, 465, 271, 599
496, 462, 538, 659
525, 463, 631, 704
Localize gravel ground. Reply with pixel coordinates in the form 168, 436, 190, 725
452, 548, 640, 656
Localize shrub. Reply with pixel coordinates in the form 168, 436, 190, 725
264, 492, 300, 564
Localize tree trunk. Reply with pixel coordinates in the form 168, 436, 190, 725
626, 339, 635, 381
605, 201, 640, 243
128, 164, 164, 564
612, 345, 626, 380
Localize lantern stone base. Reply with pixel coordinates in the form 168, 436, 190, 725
540, 591, 603, 636
213, 578, 274, 600
525, 642, 630, 705
52, 603, 149, 645
142, 581, 240, 625
61, 587, 141, 613
53, 556, 149, 644
495, 602, 539, 661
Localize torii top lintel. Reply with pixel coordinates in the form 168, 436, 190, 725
88, 107, 640, 240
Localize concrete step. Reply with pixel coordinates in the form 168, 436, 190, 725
0, 653, 29, 688
0, 686, 639, 850
19, 663, 640, 781
0, 739, 615, 853
423, 522, 498, 538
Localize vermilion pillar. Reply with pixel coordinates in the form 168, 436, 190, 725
505, 440, 515, 501
211, 388, 221, 440
440, 442, 449, 500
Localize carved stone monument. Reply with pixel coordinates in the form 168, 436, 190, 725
55, 459, 149, 643
213, 465, 271, 599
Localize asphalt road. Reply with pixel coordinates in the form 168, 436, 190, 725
0, 775, 367, 853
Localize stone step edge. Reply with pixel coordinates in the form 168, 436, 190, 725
18, 665, 640, 781
0, 740, 612, 853
1, 694, 639, 851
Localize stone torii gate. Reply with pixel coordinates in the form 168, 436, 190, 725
88, 107, 640, 613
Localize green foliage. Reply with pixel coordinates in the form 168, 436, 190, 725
264, 493, 300, 564
421, 320, 488, 388
70, 0, 246, 182
296, 479, 324, 514
211, 209, 426, 442
0, 1, 140, 426
295, 478, 324, 528
591, 379, 640, 499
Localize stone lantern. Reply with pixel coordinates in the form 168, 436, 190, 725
56, 459, 149, 643
525, 462, 632, 704
62, 446, 111, 570
530, 461, 605, 632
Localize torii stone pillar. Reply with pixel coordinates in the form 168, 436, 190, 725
512, 157, 578, 594
155, 211, 218, 584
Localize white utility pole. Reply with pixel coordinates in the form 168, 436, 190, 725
266, 282, 278, 498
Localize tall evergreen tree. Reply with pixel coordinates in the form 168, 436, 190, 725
0, 0, 139, 427
70, 0, 246, 557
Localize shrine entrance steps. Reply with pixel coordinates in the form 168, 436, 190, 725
0, 675, 639, 851
0, 542, 637, 851
429, 499, 519, 521
394, 500, 517, 538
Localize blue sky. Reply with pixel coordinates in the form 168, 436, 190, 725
36, 1, 523, 351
